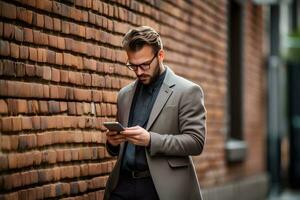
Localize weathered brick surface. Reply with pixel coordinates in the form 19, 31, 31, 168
0, 0, 266, 199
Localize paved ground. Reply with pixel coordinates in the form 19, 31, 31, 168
268, 190, 300, 200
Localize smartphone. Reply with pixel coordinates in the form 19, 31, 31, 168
103, 122, 125, 132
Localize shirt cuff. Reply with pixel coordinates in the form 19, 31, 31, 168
106, 141, 120, 156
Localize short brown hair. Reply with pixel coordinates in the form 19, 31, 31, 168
122, 26, 163, 53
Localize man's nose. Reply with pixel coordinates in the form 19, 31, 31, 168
135, 67, 143, 76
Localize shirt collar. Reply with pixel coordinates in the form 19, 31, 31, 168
142, 68, 167, 94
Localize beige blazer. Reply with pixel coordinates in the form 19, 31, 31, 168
104, 67, 206, 200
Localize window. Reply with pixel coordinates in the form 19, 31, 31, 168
226, 0, 247, 162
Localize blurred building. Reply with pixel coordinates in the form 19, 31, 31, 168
0, 0, 298, 200
261, 0, 300, 197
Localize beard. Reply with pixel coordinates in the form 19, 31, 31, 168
138, 63, 161, 85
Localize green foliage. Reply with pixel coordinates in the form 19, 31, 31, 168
284, 30, 300, 63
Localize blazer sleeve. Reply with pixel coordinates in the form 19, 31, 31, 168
105, 89, 122, 157
149, 85, 206, 156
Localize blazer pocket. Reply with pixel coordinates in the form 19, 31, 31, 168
167, 157, 189, 168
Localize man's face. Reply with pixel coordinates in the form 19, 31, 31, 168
126, 45, 161, 85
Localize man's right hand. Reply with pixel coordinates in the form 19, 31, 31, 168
106, 131, 126, 146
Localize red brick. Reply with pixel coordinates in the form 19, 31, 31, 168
25, 64, 35, 77
9, 135, 19, 150
51, 68, 60, 82
41, 32, 49, 45
39, 101, 48, 113
32, 116, 41, 130
3, 23, 14, 39
44, 16, 53, 30
0, 154, 8, 170
60, 102, 68, 112
22, 117, 33, 130
46, 50, 56, 64
83, 73, 91, 86
83, 58, 96, 71
95, 104, 101, 116
55, 53, 63, 65
17, 99, 28, 114
1, 2, 16, 19
14, 26, 23, 42
61, 21, 70, 34
0, 99, 8, 114
86, 43, 94, 57
36, 0, 52, 12
43, 66, 52, 81
79, 25, 86, 38
50, 85, 59, 99
74, 89, 91, 101
1, 117, 12, 132
67, 71, 75, 85
83, 103, 91, 115
88, 11, 96, 24
15, 62, 26, 77
35, 187, 44, 199
68, 102, 76, 115
20, 46, 29, 60
29, 47, 37, 61
27, 188, 38, 199
76, 102, 83, 115
33, 30, 43, 45
0, 40, 10, 56
8, 153, 18, 169
23, 28, 33, 43
48, 35, 57, 48
16, 7, 26, 22
37, 133, 51, 147
43, 85, 50, 98
48, 100, 60, 114
43, 184, 56, 198
27, 0, 36, 7
1, 135, 11, 151
58, 86, 67, 99
37, 48, 44, 63
63, 53, 73, 67
26, 10, 33, 25
76, 73, 84, 85
53, 18, 61, 31
57, 37, 65, 50
95, 15, 102, 26
86, 27, 94, 40
27, 100, 38, 114
36, 13, 44, 28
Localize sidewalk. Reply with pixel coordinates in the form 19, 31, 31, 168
268, 190, 300, 200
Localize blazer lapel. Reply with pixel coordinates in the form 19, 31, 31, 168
120, 81, 138, 127
146, 68, 175, 130
118, 80, 138, 155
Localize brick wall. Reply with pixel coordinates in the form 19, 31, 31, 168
0, 0, 266, 199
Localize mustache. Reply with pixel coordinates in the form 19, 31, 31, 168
137, 75, 148, 78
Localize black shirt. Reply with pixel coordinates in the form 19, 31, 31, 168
121, 68, 167, 171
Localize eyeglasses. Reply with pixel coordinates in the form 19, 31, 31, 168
126, 54, 157, 71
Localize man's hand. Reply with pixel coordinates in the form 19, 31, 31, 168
106, 131, 126, 146
121, 126, 150, 146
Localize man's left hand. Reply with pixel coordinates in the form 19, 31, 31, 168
121, 126, 150, 147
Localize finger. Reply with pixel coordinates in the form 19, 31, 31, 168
124, 126, 140, 130
106, 131, 118, 136
121, 129, 141, 136
107, 135, 125, 140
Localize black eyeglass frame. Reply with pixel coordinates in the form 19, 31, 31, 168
126, 53, 158, 71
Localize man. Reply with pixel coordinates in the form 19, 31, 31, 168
104, 26, 206, 200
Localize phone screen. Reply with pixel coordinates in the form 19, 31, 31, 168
103, 122, 125, 132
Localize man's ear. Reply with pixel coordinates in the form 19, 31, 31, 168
158, 49, 164, 61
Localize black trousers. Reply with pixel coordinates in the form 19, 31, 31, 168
110, 175, 159, 200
